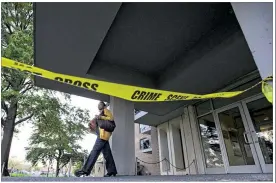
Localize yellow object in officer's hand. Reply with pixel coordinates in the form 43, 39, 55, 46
99, 128, 111, 141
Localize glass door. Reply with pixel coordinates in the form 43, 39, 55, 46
242, 95, 273, 173
214, 103, 262, 173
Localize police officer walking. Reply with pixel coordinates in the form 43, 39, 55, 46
75, 101, 117, 177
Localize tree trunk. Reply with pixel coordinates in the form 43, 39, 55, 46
2, 130, 14, 176
47, 163, 50, 177
55, 158, 60, 177
1, 102, 17, 176
55, 150, 62, 177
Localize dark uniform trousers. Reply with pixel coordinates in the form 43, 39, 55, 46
82, 138, 117, 175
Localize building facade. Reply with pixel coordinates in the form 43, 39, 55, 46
34, 2, 273, 176
154, 3, 273, 175
156, 84, 273, 175
134, 123, 160, 175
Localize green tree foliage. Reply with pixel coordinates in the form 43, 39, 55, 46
72, 161, 83, 176
1, 2, 72, 176
59, 149, 89, 171
1, 2, 36, 176
25, 100, 90, 177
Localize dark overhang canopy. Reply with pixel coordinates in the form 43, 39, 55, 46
34, 2, 258, 126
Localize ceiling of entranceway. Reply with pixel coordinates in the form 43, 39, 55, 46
34, 2, 258, 126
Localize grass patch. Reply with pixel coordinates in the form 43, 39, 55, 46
10, 173, 29, 177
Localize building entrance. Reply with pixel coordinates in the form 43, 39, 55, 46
214, 94, 273, 173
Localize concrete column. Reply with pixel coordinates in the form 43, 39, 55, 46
150, 127, 161, 175
168, 116, 187, 175
231, 2, 273, 79
157, 122, 174, 175
188, 106, 205, 174
109, 97, 135, 176
182, 107, 197, 174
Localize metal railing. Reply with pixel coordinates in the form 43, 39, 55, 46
135, 157, 196, 176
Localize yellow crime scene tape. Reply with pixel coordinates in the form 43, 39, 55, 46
1, 57, 273, 103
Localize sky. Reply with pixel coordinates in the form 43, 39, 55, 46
10, 94, 99, 161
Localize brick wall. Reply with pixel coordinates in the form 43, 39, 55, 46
134, 123, 160, 175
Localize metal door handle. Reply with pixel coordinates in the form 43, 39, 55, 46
243, 132, 249, 144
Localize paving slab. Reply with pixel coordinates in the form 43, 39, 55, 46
1, 173, 273, 182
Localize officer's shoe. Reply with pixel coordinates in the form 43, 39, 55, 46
75, 170, 89, 177
104, 173, 116, 177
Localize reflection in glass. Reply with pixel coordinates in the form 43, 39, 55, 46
198, 114, 224, 168
218, 107, 255, 166
246, 97, 273, 164
140, 138, 151, 150
139, 124, 151, 133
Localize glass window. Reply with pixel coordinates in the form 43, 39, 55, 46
246, 97, 273, 164
218, 107, 255, 166
140, 138, 151, 150
198, 114, 224, 168
139, 124, 151, 133
196, 100, 212, 116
